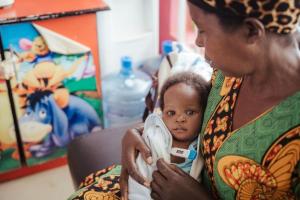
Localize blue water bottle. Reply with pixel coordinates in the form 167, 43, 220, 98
102, 56, 152, 128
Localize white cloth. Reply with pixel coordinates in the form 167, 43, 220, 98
128, 114, 204, 200
157, 51, 213, 95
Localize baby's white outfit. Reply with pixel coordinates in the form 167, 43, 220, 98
128, 113, 204, 200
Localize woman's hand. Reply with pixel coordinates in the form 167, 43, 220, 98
120, 124, 153, 200
150, 159, 212, 200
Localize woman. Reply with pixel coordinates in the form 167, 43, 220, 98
121, 0, 300, 199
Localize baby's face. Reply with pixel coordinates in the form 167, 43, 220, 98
162, 83, 203, 143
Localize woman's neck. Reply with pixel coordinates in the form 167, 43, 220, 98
232, 43, 300, 130
244, 37, 300, 99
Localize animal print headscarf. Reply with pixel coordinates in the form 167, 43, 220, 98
188, 0, 300, 34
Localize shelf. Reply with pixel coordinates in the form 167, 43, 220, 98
0, 0, 109, 25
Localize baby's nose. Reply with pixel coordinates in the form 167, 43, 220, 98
176, 114, 186, 122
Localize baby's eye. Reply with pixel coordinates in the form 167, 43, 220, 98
185, 110, 195, 116
166, 111, 175, 116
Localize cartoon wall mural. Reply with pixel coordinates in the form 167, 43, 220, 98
0, 22, 103, 173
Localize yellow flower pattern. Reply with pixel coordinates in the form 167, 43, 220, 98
83, 190, 120, 200
217, 96, 230, 114
218, 132, 300, 200
214, 116, 229, 132
72, 165, 121, 200
202, 76, 243, 198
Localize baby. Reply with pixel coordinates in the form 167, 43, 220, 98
128, 71, 210, 200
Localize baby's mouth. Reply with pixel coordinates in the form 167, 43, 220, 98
173, 127, 187, 132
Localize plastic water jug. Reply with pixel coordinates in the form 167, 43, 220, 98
102, 56, 152, 128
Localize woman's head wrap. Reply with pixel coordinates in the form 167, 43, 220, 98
188, 0, 300, 34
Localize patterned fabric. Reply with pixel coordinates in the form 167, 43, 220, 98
200, 70, 300, 199
68, 165, 121, 200
188, 0, 300, 34
217, 128, 300, 199
202, 76, 242, 197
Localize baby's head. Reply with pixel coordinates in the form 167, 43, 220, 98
160, 72, 210, 143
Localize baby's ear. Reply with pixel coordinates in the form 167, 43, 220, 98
243, 18, 265, 44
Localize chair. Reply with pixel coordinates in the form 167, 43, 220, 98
67, 124, 131, 188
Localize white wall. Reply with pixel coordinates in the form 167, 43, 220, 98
96, 0, 159, 77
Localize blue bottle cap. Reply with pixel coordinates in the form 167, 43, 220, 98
162, 40, 173, 55
121, 56, 132, 76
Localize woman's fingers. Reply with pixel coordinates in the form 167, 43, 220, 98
122, 127, 152, 164
151, 159, 210, 200
131, 126, 152, 164
136, 140, 153, 165
156, 159, 178, 180
151, 169, 163, 200
121, 127, 152, 186
122, 144, 148, 186
168, 163, 187, 176
150, 191, 161, 200
152, 170, 166, 189
120, 168, 129, 200
127, 160, 150, 187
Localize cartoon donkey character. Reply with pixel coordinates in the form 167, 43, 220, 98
14, 89, 101, 158
10, 59, 101, 158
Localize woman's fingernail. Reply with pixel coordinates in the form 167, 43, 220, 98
144, 181, 150, 188
147, 157, 153, 164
